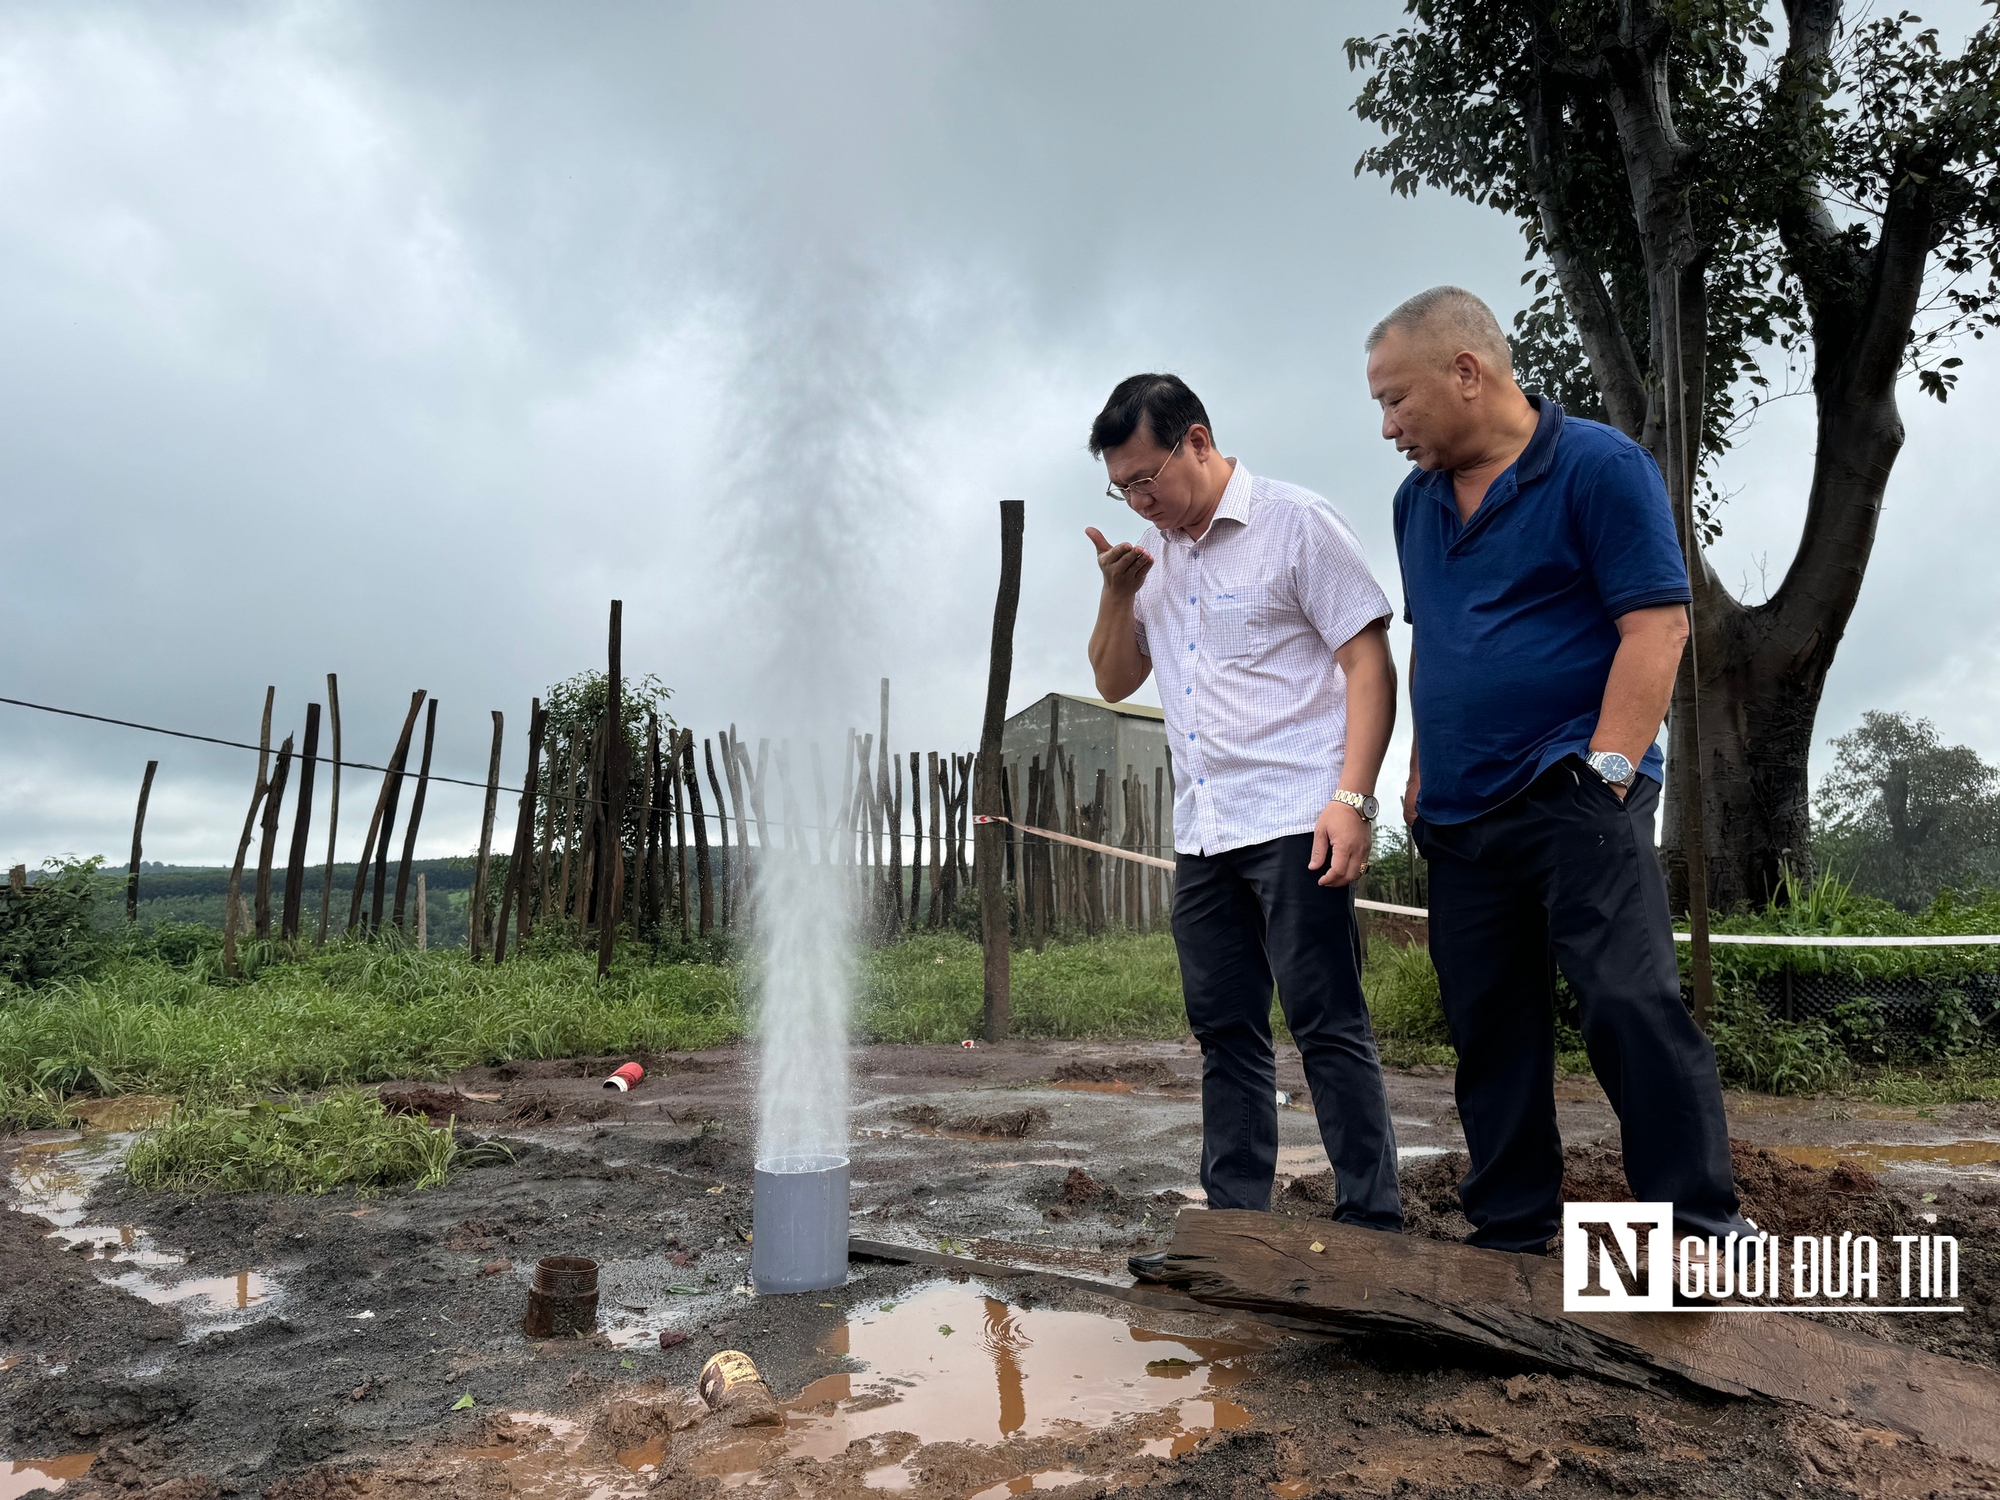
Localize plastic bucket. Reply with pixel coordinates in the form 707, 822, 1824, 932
751, 1155, 849, 1294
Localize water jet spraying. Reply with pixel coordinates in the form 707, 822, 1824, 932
751, 848, 853, 1293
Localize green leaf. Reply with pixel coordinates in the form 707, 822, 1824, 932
450, 1393, 475, 1411
938, 1324, 953, 1336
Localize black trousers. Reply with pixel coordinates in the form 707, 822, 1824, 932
1171, 833, 1402, 1229
1414, 761, 1745, 1252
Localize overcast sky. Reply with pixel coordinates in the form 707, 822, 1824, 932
4, 0, 1996, 869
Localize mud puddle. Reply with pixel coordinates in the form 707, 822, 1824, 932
1773, 1140, 2000, 1178
5, 1128, 282, 1336
692, 1279, 1264, 1488
0, 1455, 94, 1499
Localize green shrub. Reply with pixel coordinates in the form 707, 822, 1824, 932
1, 857, 107, 990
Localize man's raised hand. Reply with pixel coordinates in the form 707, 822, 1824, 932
1086, 527, 1153, 599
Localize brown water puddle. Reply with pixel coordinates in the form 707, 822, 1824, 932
691, 1280, 1262, 1489
0, 1455, 95, 1499
7, 1133, 281, 1327
67, 1095, 176, 1132
1773, 1140, 2000, 1175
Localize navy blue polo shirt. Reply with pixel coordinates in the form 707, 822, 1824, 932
1392, 397, 1690, 825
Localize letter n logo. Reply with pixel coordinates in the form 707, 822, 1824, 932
1562, 1202, 1673, 1311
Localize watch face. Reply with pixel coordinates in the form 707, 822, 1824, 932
1591, 751, 1633, 783
1360, 794, 1380, 820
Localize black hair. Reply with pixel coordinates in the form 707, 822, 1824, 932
1087, 373, 1211, 458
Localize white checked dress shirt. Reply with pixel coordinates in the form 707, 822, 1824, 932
1132, 461, 1393, 857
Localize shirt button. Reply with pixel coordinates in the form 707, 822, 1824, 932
1189, 596, 1196, 603
1198, 777, 1205, 785
1185, 687, 1191, 694
1188, 733, 1195, 741
1188, 644, 1195, 651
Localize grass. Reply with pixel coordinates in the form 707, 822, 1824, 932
23, 915, 1992, 1113
125, 1089, 505, 1194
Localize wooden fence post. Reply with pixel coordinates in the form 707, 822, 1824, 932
253, 733, 295, 940
349, 691, 425, 935
469, 710, 504, 958
978, 499, 1024, 1040
281, 704, 320, 942
704, 738, 731, 927
496, 699, 547, 964
598, 601, 624, 979
682, 731, 714, 936
393, 699, 438, 929
126, 759, 158, 924
641, 711, 660, 931
224, 687, 275, 977
317, 674, 341, 946
416, 873, 428, 950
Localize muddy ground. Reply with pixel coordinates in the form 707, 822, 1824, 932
6, 1042, 2000, 1498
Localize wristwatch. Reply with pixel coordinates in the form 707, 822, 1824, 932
1332, 789, 1379, 822
1585, 750, 1635, 788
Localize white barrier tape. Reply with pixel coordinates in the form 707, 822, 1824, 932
974, 814, 1176, 871
1671, 931, 2000, 947
973, 814, 1429, 917
974, 817, 2000, 944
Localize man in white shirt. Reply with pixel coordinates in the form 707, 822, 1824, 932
1084, 373, 1403, 1233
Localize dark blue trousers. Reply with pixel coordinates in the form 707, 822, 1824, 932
1171, 833, 1402, 1229
1415, 761, 1746, 1252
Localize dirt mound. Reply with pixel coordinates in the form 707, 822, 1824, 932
1050, 1059, 1188, 1090
375, 1085, 483, 1122
503, 1092, 612, 1125
890, 1103, 1049, 1139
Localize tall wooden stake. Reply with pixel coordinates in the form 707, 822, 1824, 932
317, 674, 341, 946
470, 710, 504, 958
683, 731, 714, 936
598, 600, 624, 979
281, 704, 320, 942
978, 500, 1025, 1041
254, 733, 295, 940
126, 759, 158, 924
495, 699, 547, 964
393, 699, 439, 929
351, 691, 426, 934
224, 687, 275, 977
1670, 277, 1715, 1026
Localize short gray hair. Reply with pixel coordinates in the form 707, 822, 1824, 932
1366, 285, 1513, 375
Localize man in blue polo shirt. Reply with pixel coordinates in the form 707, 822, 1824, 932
1367, 286, 1747, 1254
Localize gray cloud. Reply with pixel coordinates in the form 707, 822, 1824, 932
3, 0, 1995, 869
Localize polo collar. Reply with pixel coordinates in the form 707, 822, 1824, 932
1515, 395, 1565, 486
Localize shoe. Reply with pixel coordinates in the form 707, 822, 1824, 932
1128, 1251, 1175, 1284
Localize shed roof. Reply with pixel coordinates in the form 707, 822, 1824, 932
1023, 692, 1165, 723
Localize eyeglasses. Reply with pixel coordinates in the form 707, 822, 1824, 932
1105, 436, 1183, 504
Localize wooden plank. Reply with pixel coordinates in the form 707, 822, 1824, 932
125, 759, 158, 924
1151, 1209, 2000, 1466
907, 749, 924, 927
280, 704, 319, 942
393, 698, 438, 929
318, 673, 341, 947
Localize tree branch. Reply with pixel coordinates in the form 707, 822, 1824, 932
1522, 67, 1649, 434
